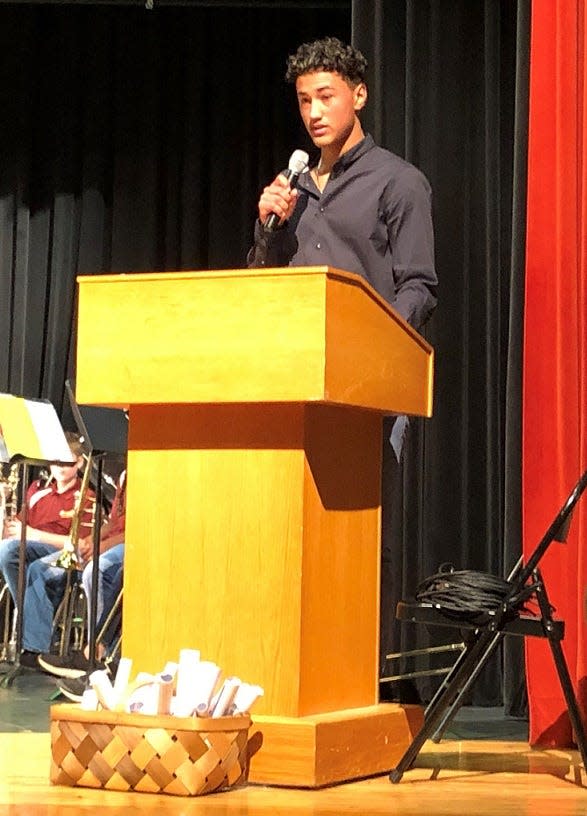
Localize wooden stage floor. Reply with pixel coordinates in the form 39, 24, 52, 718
1, 732, 585, 815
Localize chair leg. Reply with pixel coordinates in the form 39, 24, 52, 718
547, 636, 587, 769
54, 572, 74, 657
535, 579, 587, 770
389, 629, 498, 783
60, 582, 75, 657
430, 631, 504, 742
96, 588, 123, 662
423, 632, 476, 717
52, 571, 85, 657
96, 588, 122, 646
106, 634, 122, 666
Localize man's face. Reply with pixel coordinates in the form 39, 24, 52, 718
295, 71, 366, 150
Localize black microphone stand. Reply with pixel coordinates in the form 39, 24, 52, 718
85, 452, 105, 678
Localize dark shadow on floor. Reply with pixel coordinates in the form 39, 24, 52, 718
444, 705, 528, 741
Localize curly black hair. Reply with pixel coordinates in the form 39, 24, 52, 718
285, 37, 367, 87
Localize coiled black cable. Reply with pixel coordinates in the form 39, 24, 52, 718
415, 563, 536, 623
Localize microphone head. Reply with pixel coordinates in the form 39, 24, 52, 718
288, 149, 309, 175
264, 149, 310, 232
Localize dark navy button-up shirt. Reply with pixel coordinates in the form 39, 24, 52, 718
248, 134, 437, 331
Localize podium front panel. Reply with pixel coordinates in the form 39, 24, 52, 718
122, 403, 380, 717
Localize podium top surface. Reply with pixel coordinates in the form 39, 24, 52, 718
76, 266, 434, 416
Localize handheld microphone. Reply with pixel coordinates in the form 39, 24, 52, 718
264, 149, 309, 231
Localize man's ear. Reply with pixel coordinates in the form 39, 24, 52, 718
354, 82, 368, 112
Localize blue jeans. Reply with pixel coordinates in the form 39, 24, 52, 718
22, 554, 69, 653
81, 543, 125, 625
96, 563, 123, 656
0, 537, 59, 605
20, 543, 125, 654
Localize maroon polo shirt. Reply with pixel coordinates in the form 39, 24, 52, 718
23, 478, 94, 537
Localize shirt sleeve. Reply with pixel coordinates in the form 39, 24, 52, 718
384, 166, 438, 330
246, 219, 298, 268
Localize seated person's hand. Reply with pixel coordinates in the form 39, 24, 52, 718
77, 535, 93, 565
4, 519, 22, 539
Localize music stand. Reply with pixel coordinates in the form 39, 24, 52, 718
0, 393, 76, 687
65, 381, 128, 675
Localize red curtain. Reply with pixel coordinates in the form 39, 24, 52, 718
524, 0, 587, 745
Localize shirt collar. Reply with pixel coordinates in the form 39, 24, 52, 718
332, 133, 375, 173
298, 133, 375, 191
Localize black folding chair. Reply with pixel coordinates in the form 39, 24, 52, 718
389, 469, 587, 783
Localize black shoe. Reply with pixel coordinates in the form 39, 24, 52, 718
57, 675, 88, 702
38, 652, 105, 679
19, 650, 41, 670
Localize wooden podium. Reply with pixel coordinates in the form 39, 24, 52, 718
75, 266, 433, 787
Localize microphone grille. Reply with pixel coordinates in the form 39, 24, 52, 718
288, 149, 309, 175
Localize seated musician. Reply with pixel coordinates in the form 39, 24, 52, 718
0, 432, 93, 667
30, 469, 126, 676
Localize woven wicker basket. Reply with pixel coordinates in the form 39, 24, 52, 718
50, 703, 251, 796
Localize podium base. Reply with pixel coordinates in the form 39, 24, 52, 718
248, 703, 424, 788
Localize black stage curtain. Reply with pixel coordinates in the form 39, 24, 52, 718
0, 1, 529, 713
0, 2, 350, 406
353, 1, 529, 713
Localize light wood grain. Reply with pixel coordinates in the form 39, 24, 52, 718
122, 404, 382, 718
325, 271, 434, 416
248, 703, 424, 786
123, 404, 307, 713
75, 266, 434, 786
2, 732, 585, 814
76, 266, 433, 415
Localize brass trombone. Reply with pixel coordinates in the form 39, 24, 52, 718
52, 455, 97, 655
53, 453, 97, 568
